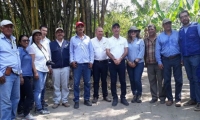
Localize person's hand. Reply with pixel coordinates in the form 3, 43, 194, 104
114, 58, 121, 65
0, 75, 6, 84
127, 61, 136, 68
71, 62, 77, 68
34, 72, 39, 80
158, 64, 164, 70
88, 63, 93, 69
20, 77, 24, 85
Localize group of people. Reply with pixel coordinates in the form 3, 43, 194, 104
0, 10, 200, 120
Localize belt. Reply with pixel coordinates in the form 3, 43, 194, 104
162, 54, 180, 59
94, 60, 108, 63
12, 70, 20, 76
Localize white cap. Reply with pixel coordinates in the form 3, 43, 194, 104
0, 20, 13, 27
55, 27, 64, 33
32, 29, 41, 36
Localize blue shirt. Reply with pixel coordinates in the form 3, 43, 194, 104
183, 22, 200, 35
70, 34, 94, 63
0, 33, 21, 77
127, 38, 145, 63
155, 30, 180, 64
18, 47, 33, 76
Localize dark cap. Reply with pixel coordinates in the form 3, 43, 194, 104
112, 23, 120, 28
76, 21, 84, 27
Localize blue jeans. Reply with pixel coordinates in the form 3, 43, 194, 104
0, 73, 20, 120
73, 63, 91, 102
34, 71, 47, 110
183, 55, 200, 102
162, 55, 183, 101
127, 62, 144, 96
108, 59, 126, 99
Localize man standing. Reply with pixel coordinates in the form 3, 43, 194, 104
0, 20, 23, 119
106, 23, 129, 106
156, 19, 183, 107
50, 28, 70, 109
70, 21, 94, 109
179, 10, 200, 111
91, 27, 111, 103
144, 24, 165, 104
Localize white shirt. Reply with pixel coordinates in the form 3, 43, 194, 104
106, 36, 128, 59
27, 43, 49, 72
91, 37, 108, 60
56, 39, 64, 47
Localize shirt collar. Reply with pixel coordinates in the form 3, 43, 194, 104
0, 33, 16, 40
75, 34, 86, 39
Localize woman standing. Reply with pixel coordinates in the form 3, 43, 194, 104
126, 26, 145, 103
17, 35, 35, 119
27, 30, 50, 114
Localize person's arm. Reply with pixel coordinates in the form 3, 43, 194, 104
135, 40, 145, 62
155, 36, 162, 65
30, 54, 39, 80
69, 37, 77, 68
88, 39, 94, 69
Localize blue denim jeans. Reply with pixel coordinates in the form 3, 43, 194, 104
73, 63, 91, 102
183, 55, 200, 102
162, 55, 183, 101
33, 71, 47, 110
127, 62, 144, 96
0, 73, 20, 120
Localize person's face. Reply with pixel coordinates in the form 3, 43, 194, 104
96, 28, 103, 38
179, 12, 190, 25
40, 27, 48, 37
76, 25, 84, 34
148, 26, 156, 36
0, 24, 13, 38
55, 30, 64, 40
33, 33, 42, 43
20, 36, 29, 48
112, 26, 120, 35
129, 31, 137, 38
163, 22, 172, 31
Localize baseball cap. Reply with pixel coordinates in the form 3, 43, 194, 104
32, 29, 41, 36
128, 26, 141, 32
0, 20, 13, 27
76, 21, 84, 27
112, 23, 120, 28
162, 18, 172, 24
55, 27, 64, 33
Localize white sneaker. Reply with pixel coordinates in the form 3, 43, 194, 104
24, 113, 36, 120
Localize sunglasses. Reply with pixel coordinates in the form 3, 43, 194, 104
22, 39, 30, 42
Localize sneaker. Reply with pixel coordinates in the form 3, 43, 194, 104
36, 109, 50, 114
194, 103, 200, 111
103, 97, 111, 102
62, 102, 70, 107
183, 99, 197, 106
84, 100, 92, 106
24, 113, 36, 120
92, 98, 98, 103
121, 98, 129, 106
112, 98, 118, 106
175, 101, 181, 107
74, 102, 79, 109
52, 103, 59, 109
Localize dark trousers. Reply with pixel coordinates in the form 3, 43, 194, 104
162, 55, 183, 101
93, 60, 108, 99
108, 59, 126, 99
17, 76, 33, 116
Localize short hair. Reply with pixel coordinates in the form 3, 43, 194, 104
18, 35, 29, 47
147, 24, 156, 30
179, 10, 190, 18
39, 25, 47, 30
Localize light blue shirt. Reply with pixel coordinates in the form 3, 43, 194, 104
127, 38, 145, 63
0, 33, 21, 77
183, 22, 200, 36
70, 34, 94, 63
155, 30, 180, 64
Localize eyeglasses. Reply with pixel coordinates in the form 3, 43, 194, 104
22, 40, 30, 42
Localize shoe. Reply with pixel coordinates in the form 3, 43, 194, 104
131, 96, 137, 103
166, 100, 173, 106
24, 113, 36, 120
36, 109, 50, 114
121, 98, 129, 106
149, 99, 157, 103
175, 101, 181, 107
103, 97, 111, 102
62, 102, 70, 107
52, 103, 59, 109
112, 98, 118, 106
136, 95, 142, 103
42, 102, 49, 107
74, 102, 79, 109
194, 103, 200, 111
84, 100, 92, 106
183, 99, 197, 106
92, 98, 98, 103
18, 113, 24, 117
160, 100, 165, 104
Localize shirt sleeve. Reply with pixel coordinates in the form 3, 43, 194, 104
124, 39, 128, 47
27, 45, 35, 54
155, 35, 162, 64
136, 39, 145, 59
106, 38, 111, 49
69, 38, 74, 63
89, 40, 94, 63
